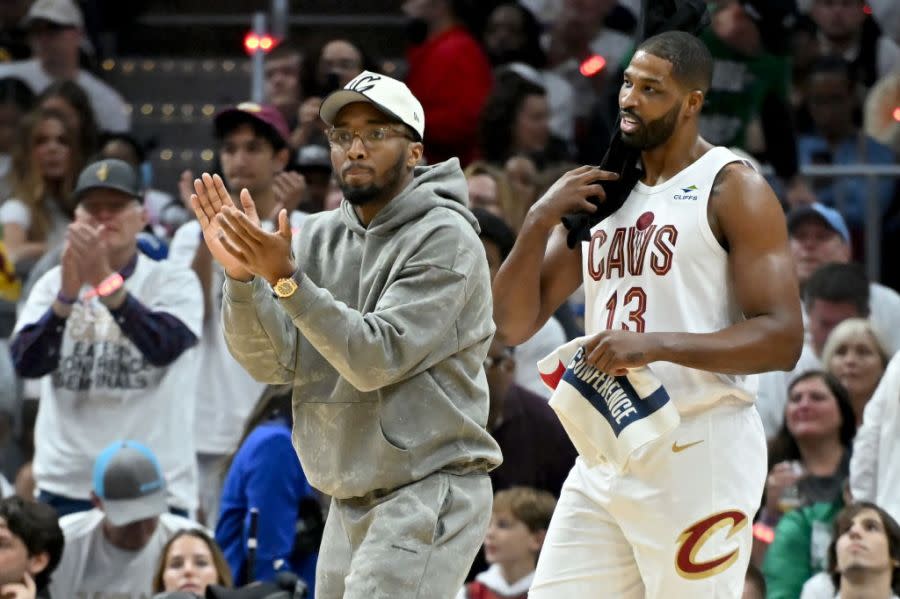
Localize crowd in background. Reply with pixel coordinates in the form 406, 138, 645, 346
0, 0, 899, 597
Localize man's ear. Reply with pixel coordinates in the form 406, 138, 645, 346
685, 90, 705, 118
407, 142, 424, 169
27, 550, 50, 577
275, 147, 291, 172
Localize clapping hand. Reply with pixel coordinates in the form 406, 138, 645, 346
0, 572, 36, 599
191, 173, 296, 285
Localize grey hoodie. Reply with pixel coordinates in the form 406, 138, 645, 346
222, 159, 502, 499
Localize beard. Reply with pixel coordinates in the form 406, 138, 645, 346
339, 154, 405, 207
620, 102, 682, 150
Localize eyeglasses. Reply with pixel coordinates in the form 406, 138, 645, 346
327, 126, 413, 150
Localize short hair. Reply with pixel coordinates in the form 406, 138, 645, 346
473, 207, 516, 262
0, 77, 35, 112
99, 132, 148, 165
821, 318, 890, 374
492, 486, 556, 533
265, 41, 302, 63
635, 31, 713, 93
807, 55, 858, 89
804, 262, 870, 316
828, 502, 900, 593
768, 370, 856, 467
0, 496, 64, 591
152, 528, 233, 592
745, 563, 767, 598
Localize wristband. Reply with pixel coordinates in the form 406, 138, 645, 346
83, 272, 125, 300
56, 291, 77, 305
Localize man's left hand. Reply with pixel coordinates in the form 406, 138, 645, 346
67, 222, 112, 287
216, 188, 296, 285
582, 329, 658, 376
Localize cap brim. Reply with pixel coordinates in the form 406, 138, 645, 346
788, 207, 830, 232
102, 489, 167, 526
319, 90, 422, 141
214, 109, 287, 145
73, 184, 141, 203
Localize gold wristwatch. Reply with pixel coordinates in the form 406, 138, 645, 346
273, 273, 299, 298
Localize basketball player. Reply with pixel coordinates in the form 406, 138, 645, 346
493, 31, 804, 598
189, 71, 501, 598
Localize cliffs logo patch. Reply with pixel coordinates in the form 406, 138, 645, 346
674, 184, 698, 201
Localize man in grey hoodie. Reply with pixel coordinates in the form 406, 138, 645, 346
189, 70, 502, 598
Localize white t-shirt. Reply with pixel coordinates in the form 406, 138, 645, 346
868, 282, 900, 356
0, 59, 130, 133
49, 509, 202, 599
13, 254, 203, 509
168, 220, 266, 455
0, 197, 70, 251
515, 315, 567, 399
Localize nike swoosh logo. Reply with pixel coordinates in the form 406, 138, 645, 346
671, 440, 704, 453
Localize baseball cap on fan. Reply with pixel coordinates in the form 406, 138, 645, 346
214, 102, 291, 148
93, 440, 168, 526
72, 159, 143, 204
787, 202, 851, 243
319, 70, 425, 141
22, 0, 84, 28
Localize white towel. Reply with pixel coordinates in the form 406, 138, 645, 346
537, 336, 681, 471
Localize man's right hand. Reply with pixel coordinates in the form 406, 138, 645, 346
60, 238, 84, 299
527, 165, 619, 230
0, 572, 36, 599
190, 173, 254, 282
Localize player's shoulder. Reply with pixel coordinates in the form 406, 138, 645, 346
709, 154, 777, 211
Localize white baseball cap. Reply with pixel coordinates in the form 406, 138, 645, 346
23, 0, 84, 29
319, 70, 425, 141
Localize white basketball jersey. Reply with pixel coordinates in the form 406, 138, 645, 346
581, 146, 757, 415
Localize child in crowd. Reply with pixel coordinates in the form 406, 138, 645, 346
458, 486, 556, 599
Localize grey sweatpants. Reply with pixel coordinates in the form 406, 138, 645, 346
316, 471, 492, 599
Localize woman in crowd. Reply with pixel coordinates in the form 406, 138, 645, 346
0, 108, 81, 271
153, 529, 233, 596
37, 80, 99, 162
762, 371, 857, 527
0, 77, 35, 199
478, 70, 571, 170
215, 386, 320, 593
464, 161, 516, 226
823, 318, 891, 426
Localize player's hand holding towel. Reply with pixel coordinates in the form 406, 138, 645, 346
538, 336, 680, 471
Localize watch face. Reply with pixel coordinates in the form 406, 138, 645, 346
276, 279, 297, 297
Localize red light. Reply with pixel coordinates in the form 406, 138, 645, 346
244, 33, 260, 54
863, 4, 872, 14
580, 55, 607, 77
893, 107, 900, 122
244, 32, 277, 55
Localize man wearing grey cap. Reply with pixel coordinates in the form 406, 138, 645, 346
49, 440, 202, 597
10, 159, 203, 520
0, 0, 129, 132
191, 70, 502, 598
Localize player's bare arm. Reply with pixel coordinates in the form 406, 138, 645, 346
584, 162, 803, 375
493, 166, 618, 346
